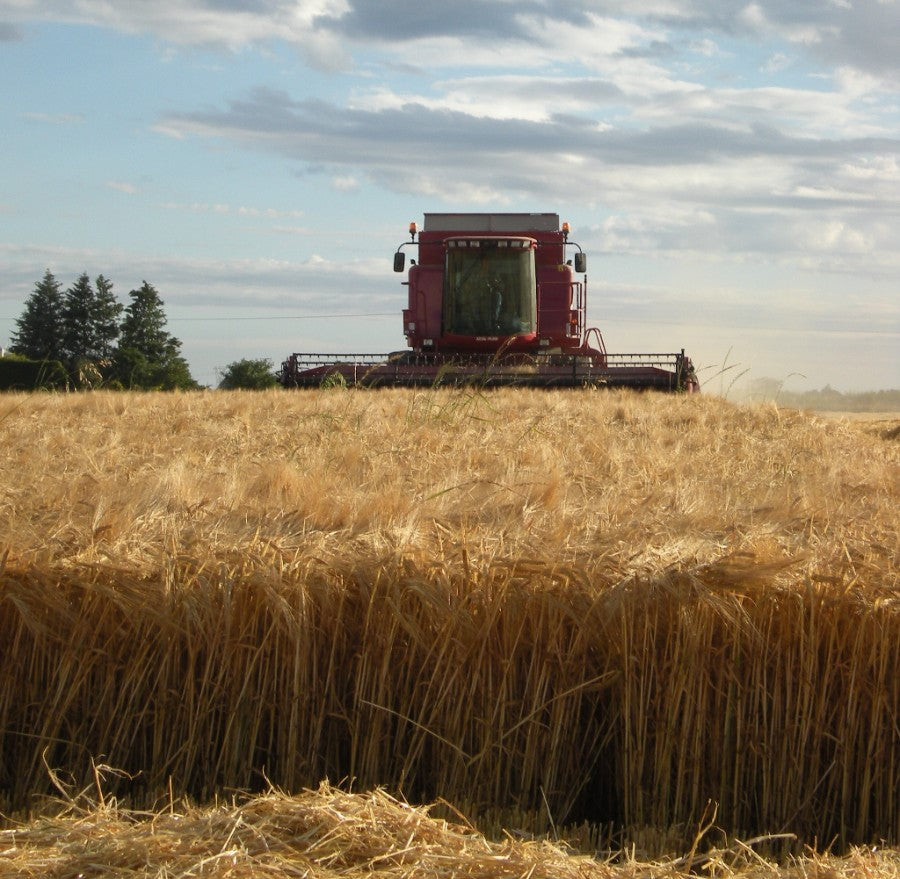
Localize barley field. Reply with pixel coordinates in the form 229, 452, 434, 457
0, 388, 897, 866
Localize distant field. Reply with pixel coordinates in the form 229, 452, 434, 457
737, 385, 900, 414
0, 388, 897, 859
815, 410, 900, 425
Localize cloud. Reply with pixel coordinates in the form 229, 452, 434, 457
23, 111, 84, 125
160, 83, 897, 180
320, 1, 900, 86
0, 0, 352, 68
0, 21, 22, 40
331, 175, 359, 192
5, 0, 893, 279
762, 52, 791, 73
2, 0, 896, 85
107, 181, 138, 194
158, 201, 305, 220
154, 80, 899, 279
271, 225, 313, 235
0, 241, 394, 312
356, 75, 624, 123
736, 0, 900, 84
313, 1, 599, 44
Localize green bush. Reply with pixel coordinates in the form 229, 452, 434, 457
0, 357, 67, 390
217, 358, 279, 390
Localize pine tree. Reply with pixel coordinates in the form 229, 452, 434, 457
114, 281, 197, 389
9, 270, 65, 361
60, 272, 92, 362
117, 281, 170, 362
61, 272, 123, 363
92, 275, 122, 360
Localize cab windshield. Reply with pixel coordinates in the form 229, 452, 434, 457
444, 240, 536, 336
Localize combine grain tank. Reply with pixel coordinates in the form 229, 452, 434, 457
279, 213, 698, 391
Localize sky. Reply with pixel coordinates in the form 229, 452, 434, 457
1, 0, 898, 393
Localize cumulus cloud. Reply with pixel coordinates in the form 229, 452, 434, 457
0, 0, 352, 68
322, 0, 900, 86
2, 0, 896, 84
738, 0, 899, 84
148, 65, 898, 285
4, 0, 895, 279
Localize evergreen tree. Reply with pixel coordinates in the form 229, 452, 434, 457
61, 272, 122, 363
9, 269, 65, 361
60, 273, 94, 362
117, 281, 171, 362
114, 281, 198, 389
92, 275, 122, 359
62, 272, 122, 365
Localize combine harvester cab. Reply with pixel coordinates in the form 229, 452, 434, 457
279, 213, 698, 391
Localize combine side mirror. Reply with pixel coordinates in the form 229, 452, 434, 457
574, 252, 587, 273
393, 252, 406, 273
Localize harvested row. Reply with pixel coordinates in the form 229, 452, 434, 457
6, 783, 900, 878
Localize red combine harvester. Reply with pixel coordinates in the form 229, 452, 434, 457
279, 213, 698, 391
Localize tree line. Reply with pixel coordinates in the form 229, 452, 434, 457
4, 270, 197, 389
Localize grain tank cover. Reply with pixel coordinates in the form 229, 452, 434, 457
423, 213, 560, 233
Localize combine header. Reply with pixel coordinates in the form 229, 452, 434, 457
279, 213, 698, 391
